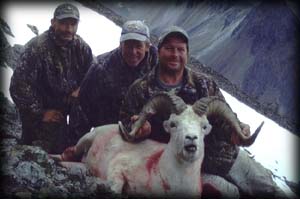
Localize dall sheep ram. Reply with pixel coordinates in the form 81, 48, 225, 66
55, 92, 263, 197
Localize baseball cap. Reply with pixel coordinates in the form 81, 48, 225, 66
54, 3, 80, 20
158, 26, 189, 50
120, 20, 150, 42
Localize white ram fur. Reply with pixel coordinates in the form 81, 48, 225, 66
57, 106, 239, 197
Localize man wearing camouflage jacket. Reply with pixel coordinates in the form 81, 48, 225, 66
10, 3, 93, 153
78, 20, 157, 135
119, 26, 285, 198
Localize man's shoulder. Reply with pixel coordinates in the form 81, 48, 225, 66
148, 45, 158, 56
24, 31, 49, 50
186, 67, 221, 96
132, 75, 147, 86
96, 48, 120, 68
73, 35, 93, 59
73, 34, 91, 48
187, 67, 214, 82
85, 62, 106, 80
148, 45, 158, 68
128, 73, 149, 93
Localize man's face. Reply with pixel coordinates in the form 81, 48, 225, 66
51, 18, 78, 43
120, 40, 149, 67
159, 35, 188, 73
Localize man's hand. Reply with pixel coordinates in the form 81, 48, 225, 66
61, 146, 80, 161
231, 122, 251, 145
240, 122, 250, 137
71, 87, 80, 98
42, 110, 64, 122
64, 87, 80, 106
131, 115, 151, 139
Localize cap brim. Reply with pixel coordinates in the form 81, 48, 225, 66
162, 31, 188, 42
56, 14, 79, 20
120, 33, 148, 42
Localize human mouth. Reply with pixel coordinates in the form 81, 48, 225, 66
61, 33, 73, 40
168, 61, 179, 67
63, 35, 73, 40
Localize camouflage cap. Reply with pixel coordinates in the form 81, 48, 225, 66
120, 20, 150, 42
158, 26, 189, 50
54, 3, 80, 20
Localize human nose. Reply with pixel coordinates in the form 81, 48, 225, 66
129, 47, 138, 54
169, 48, 179, 57
64, 22, 75, 32
66, 24, 74, 32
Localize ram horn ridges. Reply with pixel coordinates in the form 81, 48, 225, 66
192, 96, 264, 146
129, 92, 187, 137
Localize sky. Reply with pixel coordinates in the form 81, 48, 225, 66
1, 1, 299, 197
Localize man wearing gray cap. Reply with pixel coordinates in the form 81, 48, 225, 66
77, 20, 157, 136
10, 3, 93, 153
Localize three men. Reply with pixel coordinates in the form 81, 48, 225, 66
10, 3, 93, 153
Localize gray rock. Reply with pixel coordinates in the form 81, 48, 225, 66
0, 92, 22, 140
0, 18, 24, 70
0, 140, 119, 198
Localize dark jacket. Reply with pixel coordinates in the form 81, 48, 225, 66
119, 65, 241, 175
79, 45, 157, 128
10, 27, 93, 143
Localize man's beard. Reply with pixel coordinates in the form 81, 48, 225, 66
56, 32, 74, 46
159, 62, 183, 76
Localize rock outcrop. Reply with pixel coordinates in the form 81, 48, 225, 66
0, 93, 119, 198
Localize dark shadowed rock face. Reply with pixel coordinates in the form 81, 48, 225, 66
0, 93, 21, 140
0, 94, 119, 198
79, 0, 299, 135
0, 20, 24, 70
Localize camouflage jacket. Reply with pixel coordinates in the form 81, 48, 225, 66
79, 45, 157, 127
119, 65, 242, 175
119, 65, 225, 142
10, 27, 93, 121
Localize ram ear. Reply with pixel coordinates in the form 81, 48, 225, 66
202, 122, 212, 136
163, 113, 177, 134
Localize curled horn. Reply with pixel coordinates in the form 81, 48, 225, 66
129, 92, 187, 137
192, 96, 264, 146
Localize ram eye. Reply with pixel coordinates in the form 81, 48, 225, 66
170, 121, 177, 128
202, 125, 207, 130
